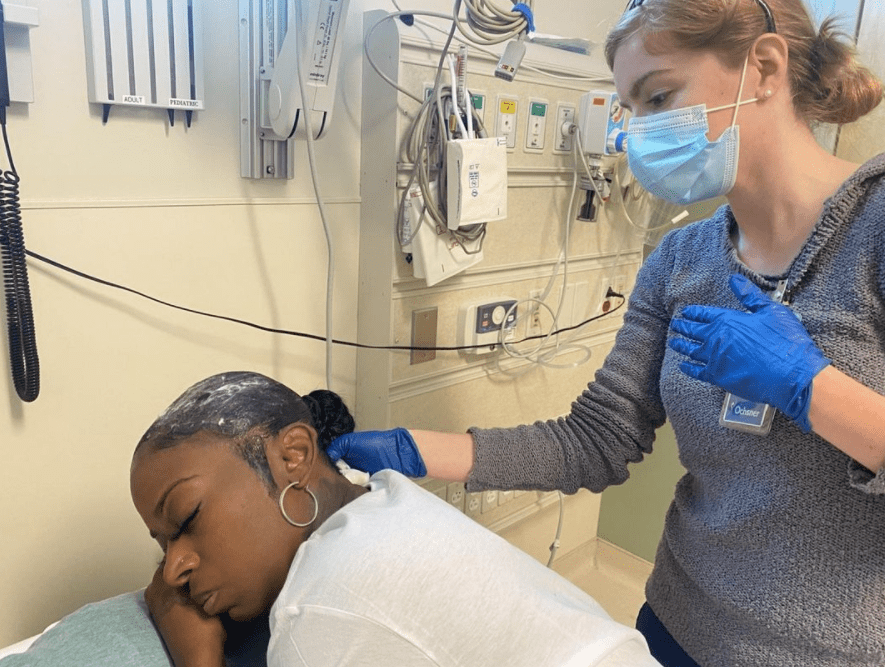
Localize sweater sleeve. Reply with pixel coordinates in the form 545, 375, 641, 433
846, 216, 885, 495
466, 234, 677, 494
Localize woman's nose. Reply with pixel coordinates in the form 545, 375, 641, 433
163, 542, 199, 587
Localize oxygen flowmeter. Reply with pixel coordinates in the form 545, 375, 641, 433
573, 90, 627, 222
577, 91, 627, 156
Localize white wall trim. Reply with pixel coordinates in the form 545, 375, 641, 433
391, 251, 643, 296
389, 328, 620, 402
21, 197, 361, 210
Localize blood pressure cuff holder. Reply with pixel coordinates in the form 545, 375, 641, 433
446, 137, 508, 229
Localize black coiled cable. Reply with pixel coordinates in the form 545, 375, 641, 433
0, 120, 39, 401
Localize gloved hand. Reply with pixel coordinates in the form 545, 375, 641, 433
325, 428, 427, 477
668, 274, 830, 432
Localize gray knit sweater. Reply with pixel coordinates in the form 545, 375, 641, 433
467, 153, 885, 666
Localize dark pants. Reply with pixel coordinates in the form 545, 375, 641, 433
636, 602, 702, 667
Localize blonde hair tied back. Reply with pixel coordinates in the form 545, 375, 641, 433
604, 0, 883, 126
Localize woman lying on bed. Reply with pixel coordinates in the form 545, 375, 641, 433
130, 371, 660, 667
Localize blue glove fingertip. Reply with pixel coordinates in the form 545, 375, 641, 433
729, 274, 770, 313
679, 360, 706, 382
324, 435, 348, 462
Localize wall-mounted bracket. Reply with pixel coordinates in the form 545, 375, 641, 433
238, 0, 348, 180
2, 2, 39, 104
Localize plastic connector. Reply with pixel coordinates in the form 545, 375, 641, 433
495, 39, 526, 82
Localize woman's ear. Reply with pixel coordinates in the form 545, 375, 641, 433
265, 423, 319, 489
750, 33, 790, 101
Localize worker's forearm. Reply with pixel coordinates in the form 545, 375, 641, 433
808, 365, 885, 473
410, 430, 475, 482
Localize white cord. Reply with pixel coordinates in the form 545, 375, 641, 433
366, 9, 612, 90
453, 0, 531, 46
610, 156, 687, 236
547, 491, 564, 567
497, 137, 593, 370
294, 0, 335, 391
364, 11, 456, 104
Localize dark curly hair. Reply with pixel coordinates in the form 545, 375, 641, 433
135, 371, 355, 491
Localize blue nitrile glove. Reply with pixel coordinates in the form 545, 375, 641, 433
668, 274, 831, 432
325, 428, 427, 477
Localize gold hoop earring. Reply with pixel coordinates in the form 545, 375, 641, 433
278, 482, 319, 527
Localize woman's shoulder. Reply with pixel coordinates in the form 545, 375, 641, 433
645, 205, 731, 271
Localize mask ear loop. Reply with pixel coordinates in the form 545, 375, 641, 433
730, 55, 751, 128
706, 55, 757, 122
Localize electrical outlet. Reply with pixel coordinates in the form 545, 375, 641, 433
481, 489, 498, 513
596, 275, 613, 315
598, 274, 628, 314
528, 289, 543, 337
447, 482, 466, 512
466, 492, 483, 518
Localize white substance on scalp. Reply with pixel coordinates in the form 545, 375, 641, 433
157, 375, 270, 431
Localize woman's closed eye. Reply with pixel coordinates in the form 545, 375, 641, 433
169, 505, 200, 544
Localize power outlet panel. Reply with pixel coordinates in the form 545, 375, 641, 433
466, 492, 483, 518
481, 489, 498, 513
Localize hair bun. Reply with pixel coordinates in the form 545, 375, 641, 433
303, 390, 356, 450
801, 16, 884, 124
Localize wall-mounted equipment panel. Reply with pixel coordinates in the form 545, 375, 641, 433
238, 0, 349, 180
82, 0, 204, 124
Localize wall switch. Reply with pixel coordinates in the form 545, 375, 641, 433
411, 307, 437, 364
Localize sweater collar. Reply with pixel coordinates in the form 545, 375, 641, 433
720, 152, 885, 294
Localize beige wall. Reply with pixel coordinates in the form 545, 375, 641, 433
0, 0, 628, 647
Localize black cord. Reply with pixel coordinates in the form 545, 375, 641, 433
24, 249, 625, 353
1, 121, 39, 401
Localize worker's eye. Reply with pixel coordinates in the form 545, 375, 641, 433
646, 90, 671, 110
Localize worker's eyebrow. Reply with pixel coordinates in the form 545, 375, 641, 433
621, 69, 671, 109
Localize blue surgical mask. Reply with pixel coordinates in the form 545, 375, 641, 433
626, 56, 758, 205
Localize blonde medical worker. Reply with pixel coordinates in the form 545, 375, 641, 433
328, 0, 885, 665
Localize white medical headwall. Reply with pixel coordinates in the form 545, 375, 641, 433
82, 0, 205, 125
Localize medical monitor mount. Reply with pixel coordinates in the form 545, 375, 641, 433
238, 0, 349, 180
